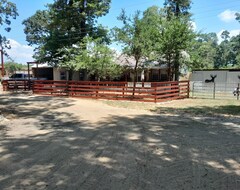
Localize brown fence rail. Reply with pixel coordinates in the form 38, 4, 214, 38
2, 80, 189, 102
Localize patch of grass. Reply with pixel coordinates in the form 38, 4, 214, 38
102, 98, 240, 117
153, 99, 240, 117
102, 100, 157, 110
155, 105, 240, 117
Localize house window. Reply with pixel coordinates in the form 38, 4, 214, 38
60, 71, 66, 80
79, 70, 85, 81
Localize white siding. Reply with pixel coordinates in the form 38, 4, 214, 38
227, 72, 240, 83
191, 70, 240, 83
53, 68, 82, 81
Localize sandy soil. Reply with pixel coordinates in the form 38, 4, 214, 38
0, 91, 240, 189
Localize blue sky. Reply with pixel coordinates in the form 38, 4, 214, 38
2, 0, 240, 63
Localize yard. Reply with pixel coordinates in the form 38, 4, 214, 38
0, 92, 240, 189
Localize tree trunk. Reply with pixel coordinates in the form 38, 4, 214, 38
132, 59, 139, 96
80, 0, 87, 43
174, 53, 180, 81
167, 55, 172, 81
175, 1, 180, 17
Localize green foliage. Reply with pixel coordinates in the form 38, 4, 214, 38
113, 4, 194, 81
228, 34, 240, 67
141, 6, 163, 61
164, 0, 192, 17
188, 33, 217, 70
160, 15, 194, 78
221, 30, 230, 42
61, 37, 122, 81
4, 61, 25, 75
0, 0, 18, 51
113, 10, 145, 60
23, 0, 111, 65
214, 31, 240, 68
162, 0, 193, 80
113, 9, 157, 83
22, 10, 50, 46
236, 12, 240, 23
143, 5, 194, 80
188, 30, 240, 70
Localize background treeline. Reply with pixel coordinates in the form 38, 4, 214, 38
3, 62, 27, 76
190, 30, 240, 70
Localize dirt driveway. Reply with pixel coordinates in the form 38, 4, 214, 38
0, 92, 240, 189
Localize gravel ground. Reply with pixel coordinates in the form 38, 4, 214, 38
0, 91, 240, 190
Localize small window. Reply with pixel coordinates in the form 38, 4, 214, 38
152, 70, 159, 81
79, 70, 85, 80
60, 71, 66, 80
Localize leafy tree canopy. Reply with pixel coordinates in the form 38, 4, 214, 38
188, 32, 219, 70
4, 61, 26, 75
164, 0, 192, 17
236, 12, 240, 23
60, 37, 122, 81
162, 0, 193, 80
23, 0, 111, 65
112, 9, 157, 84
0, 0, 18, 51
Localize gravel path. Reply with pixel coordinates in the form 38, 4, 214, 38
0, 93, 240, 189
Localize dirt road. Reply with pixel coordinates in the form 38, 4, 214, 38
0, 93, 240, 189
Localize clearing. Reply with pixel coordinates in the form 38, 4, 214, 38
0, 92, 240, 189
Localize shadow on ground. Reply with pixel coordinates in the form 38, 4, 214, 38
0, 94, 239, 189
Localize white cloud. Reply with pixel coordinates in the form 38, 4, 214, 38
218, 9, 237, 23
217, 29, 240, 43
189, 21, 197, 31
5, 39, 34, 63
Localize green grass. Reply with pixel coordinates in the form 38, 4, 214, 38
102, 98, 240, 117
155, 105, 240, 117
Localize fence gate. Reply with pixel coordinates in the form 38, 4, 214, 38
191, 82, 240, 100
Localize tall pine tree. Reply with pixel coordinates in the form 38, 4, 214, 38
163, 0, 193, 80
23, 0, 111, 73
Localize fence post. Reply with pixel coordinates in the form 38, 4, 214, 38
2, 80, 6, 91
66, 80, 69, 97
192, 82, 195, 98
187, 81, 190, 98
32, 80, 35, 94
122, 83, 125, 97
237, 83, 239, 100
213, 82, 216, 99
24, 80, 26, 91
28, 79, 31, 90
96, 83, 99, 99
14, 80, 17, 91
154, 86, 157, 103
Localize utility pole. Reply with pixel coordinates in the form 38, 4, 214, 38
0, 49, 4, 78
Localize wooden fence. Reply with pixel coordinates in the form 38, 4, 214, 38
2, 80, 189, 103
1, 80, 33, 91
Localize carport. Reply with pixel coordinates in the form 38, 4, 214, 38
30, 62, 53, 80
